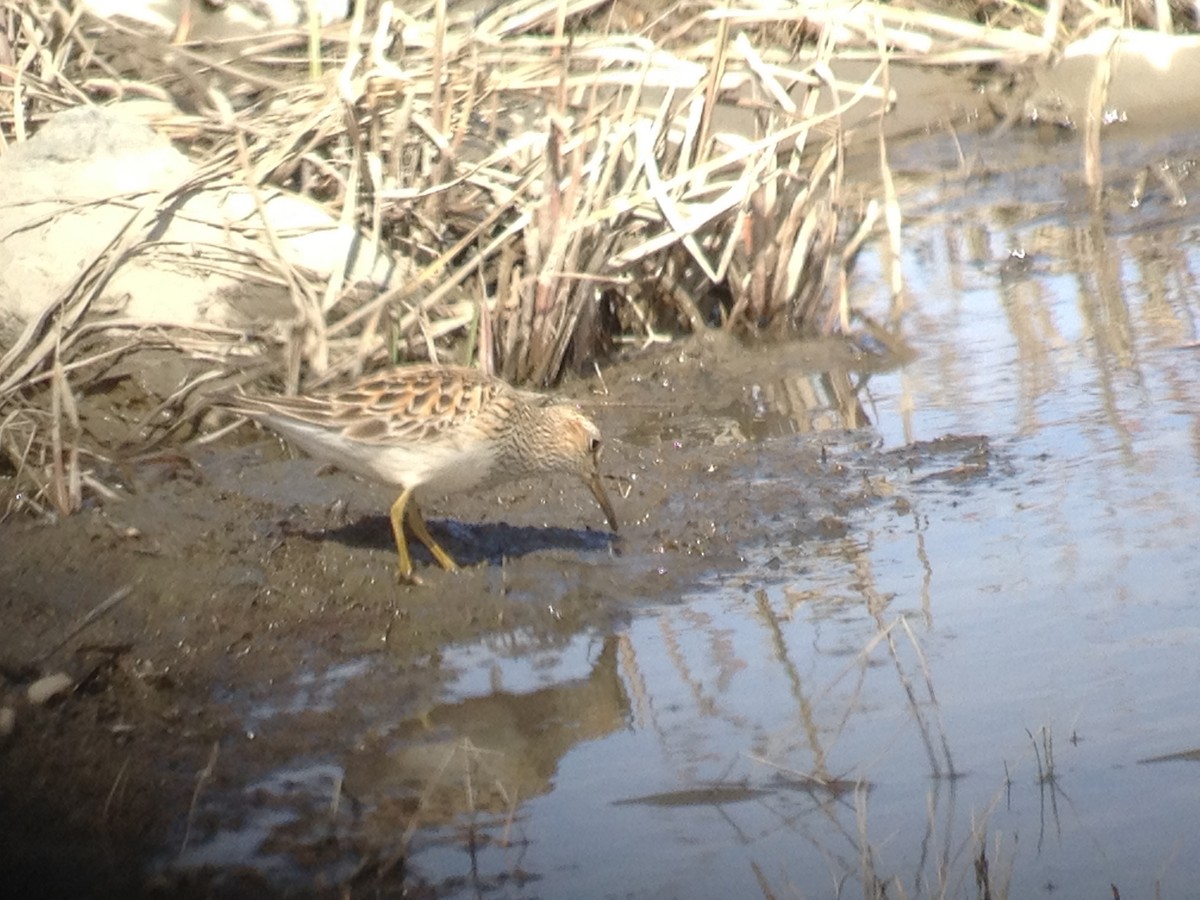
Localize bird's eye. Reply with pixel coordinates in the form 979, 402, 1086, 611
590, 437, 602, 456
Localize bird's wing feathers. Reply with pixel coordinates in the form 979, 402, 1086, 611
223, 366, 509, 447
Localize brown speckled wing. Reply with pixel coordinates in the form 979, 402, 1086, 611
225, 365, 510, 447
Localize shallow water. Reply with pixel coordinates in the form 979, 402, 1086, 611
151, 122, 1200, 898
405, 127, 1200, 895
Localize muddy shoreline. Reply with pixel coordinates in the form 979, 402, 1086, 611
0, 334, 914, 897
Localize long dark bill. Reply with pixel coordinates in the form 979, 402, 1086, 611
587, 472, 619, 533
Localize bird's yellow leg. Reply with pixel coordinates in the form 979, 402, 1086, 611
405, 499, 460, 572
388, 488, 417, 582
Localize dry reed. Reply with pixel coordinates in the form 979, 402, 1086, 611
0, 0, 1188, 513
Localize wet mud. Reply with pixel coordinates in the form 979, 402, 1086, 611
5, 14, 1200, 897
0, 332, 950, 898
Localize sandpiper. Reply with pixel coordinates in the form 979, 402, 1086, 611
220, 365, 618, 582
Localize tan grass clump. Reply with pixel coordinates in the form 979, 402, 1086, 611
0, 0, 1174, 514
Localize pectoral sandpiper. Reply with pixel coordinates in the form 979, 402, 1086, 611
221, 365, 618, 582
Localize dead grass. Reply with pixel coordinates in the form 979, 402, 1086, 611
0, 0, 1191, 512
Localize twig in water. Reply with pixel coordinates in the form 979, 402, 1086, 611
181, 741, 221, 855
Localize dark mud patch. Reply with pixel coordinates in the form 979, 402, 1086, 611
0, 333, 992, 897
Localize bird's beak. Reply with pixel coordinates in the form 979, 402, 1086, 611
586, 471, 619, 533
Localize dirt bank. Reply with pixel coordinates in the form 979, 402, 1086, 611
0, 332, 918, 897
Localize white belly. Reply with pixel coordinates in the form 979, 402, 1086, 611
261, 416, 500, 495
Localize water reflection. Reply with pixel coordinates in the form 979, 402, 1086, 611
735, 367, 873, 438
515, 122, 1200, 896
177, 120, 1200, 897
347, 634, 628, 826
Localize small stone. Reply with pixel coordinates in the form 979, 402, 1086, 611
27, 673, 74, 706
0, 707, 15, 738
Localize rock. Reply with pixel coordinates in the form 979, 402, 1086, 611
1026, 27, 1200, 130
26, 673, 75, 706
0, 104, 410, 352
0, 105, 193, 344
81, 1, 350, 39
0, 706, 15, 738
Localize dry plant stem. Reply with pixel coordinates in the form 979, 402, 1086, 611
181, 741, 221, 855
876, 58, 905, 329
328, 770, 343, 820
306, 0, 322, 80
657, 261, 708, 332
750, 860, 777, 900
335, 19, 375, 317
396, 739, 462, 856
327, 167, 542, 344
88, 10, 290, 92
1083, 32, 1116, 205
225, 114, 329, 386
834, 199, 882, 334
426, 0, 448, 224
899, 616, 957, 776
1042, 0, 1066, 43
132, 367, 233, 447
0, 0, 969, 515
697, 3, 731, 164
751, 589, 834, 780
38, 585, 132, 663
0, 409, 41, 517
102, 755, 131, 823
48, 356, 81, 515
0, 197, 155, 397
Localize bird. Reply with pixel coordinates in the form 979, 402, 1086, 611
218, 364, 619, 582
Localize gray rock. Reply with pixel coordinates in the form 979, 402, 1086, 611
0, 103, 408, 352
26, 673, 74, 706
82, 1, 350, 38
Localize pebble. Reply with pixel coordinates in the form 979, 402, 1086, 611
27, 672, 74, 705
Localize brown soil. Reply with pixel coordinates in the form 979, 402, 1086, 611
0, 333, 905, 898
